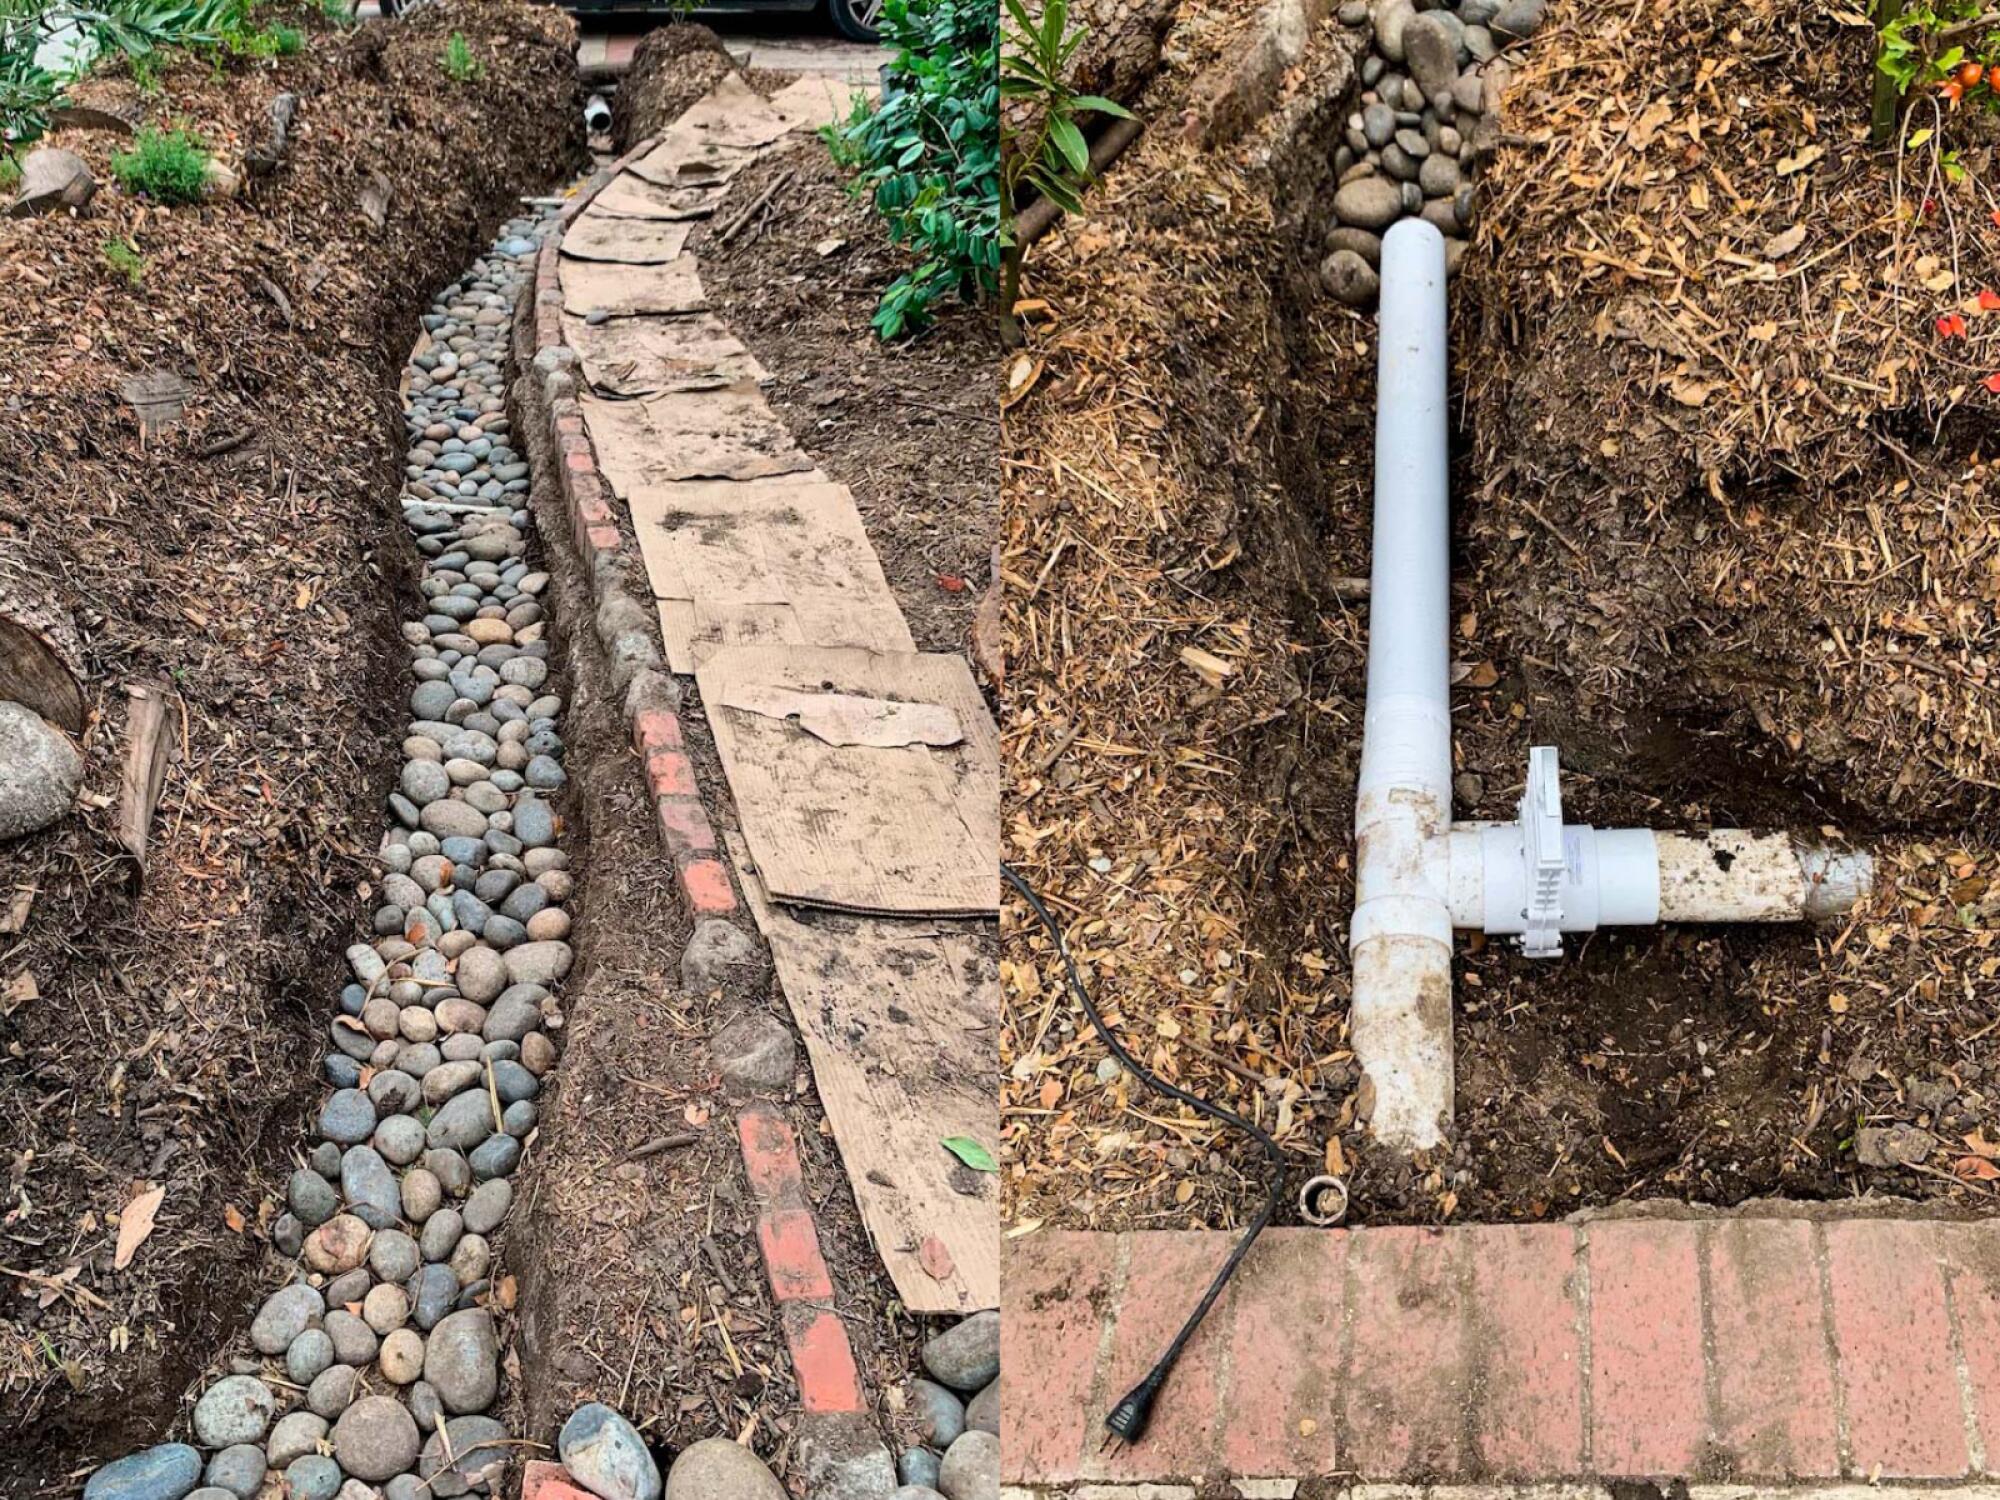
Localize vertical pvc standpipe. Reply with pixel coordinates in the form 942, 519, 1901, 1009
1349, 219, 1456, 1153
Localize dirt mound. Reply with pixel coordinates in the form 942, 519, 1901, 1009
614, 24, 743, 151
0, 4, 581, 1483
1003, 0, 2000, 1231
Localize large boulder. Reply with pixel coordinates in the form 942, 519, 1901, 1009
0, 701, 82, 838
7, 148, 96, 218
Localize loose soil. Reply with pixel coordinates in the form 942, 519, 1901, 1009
0, 5, 581, 1489
695, 135, 1000, 658
1001, 0, 2000, 1234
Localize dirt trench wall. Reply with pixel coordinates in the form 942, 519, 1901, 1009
1455, 0, 2000, 830
0, 4, 582, 1480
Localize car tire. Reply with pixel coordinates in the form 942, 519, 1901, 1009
827, 0, 882, 43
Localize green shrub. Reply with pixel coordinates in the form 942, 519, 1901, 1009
822, 0, 999, 339
0, 152, 20, 190
319, 0, 357, 23
232, 21, 303, 58
442, 32, 482, 83
103, 237, 146, 286
111, 125, 211, 203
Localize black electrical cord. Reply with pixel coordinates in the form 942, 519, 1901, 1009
1001, 861, 1287, 1449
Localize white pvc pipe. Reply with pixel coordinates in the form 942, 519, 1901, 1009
1346, 220, 1872, 1156
1349, 219, 1456, 1152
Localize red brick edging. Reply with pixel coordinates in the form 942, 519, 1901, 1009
526, 140, 740, 926
1005, 1218, 2000, 1486
740, 1105, 867, 1414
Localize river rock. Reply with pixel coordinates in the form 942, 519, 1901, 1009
936, 1431, 998, 1500
83, 1445, 202, 1500
420, 1415, 511, 1497
1320, 249, 1381, 307
462, 1178, 512, 1234
285, 1327, 336, 1385
334, 1395, 423, 1481
425, 1308, 499, 1413
381, 1326, 427, 1383
305, 1213, 373, 1275
1491, 0, 1544, 38
1371, 0, 1414, 58
711, 1010, 795, 1091
202, 1446, 266, 1500
285, 1457, 342, 1500
964, 1380, 997, 1436
1403, 10, 1463, 97
318, 1088, 377, 1145
191, 1375, 276, 1448
1332, 176, 1403, 231
922, 1312, 1000, 1392
268, 1412, 330, 1468
662, 1437, 780, 1500
560, 1403, 661, 1500
456, 945, 507, 1003
251, 1281, 325, 1354
504, 940, 571, 987
9, 147, 96, 217
428, 1089, 496, 1153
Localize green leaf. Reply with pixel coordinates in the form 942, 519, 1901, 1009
1049, 114, 1089, 173
1069, 93, 1136, 118
942, 1136, 998, 1172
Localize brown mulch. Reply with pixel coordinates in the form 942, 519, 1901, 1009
1001, 0, 2000, 1239
612, 23, 745, 153
694, 134, 1000, 658
0, 5, 581, 1488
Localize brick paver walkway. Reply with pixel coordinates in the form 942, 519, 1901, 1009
1004, 1218, 2000, 1486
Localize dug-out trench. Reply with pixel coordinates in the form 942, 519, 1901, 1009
0, 9, 584, 1487
1143, 45, 1997, 1224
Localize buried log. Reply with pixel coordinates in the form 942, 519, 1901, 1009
0, 553, 86, 734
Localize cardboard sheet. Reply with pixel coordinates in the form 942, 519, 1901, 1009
730, 832, 998, 1314
627, 475, 914, 672
566, 312, 766, 397
697, 645, 999, 916
582, 388, 813, 490
587, 174, 722, 221
558, 256, 707, 319
560, 211, 695, 265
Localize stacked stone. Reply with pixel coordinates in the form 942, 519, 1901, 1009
82, 214, 569, 1500
896, 1312, 1000, 1500
1319, 0, 1544, 305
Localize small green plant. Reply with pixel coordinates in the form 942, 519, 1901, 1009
111, 124, 211, 204
0, 151, 20, 191
103, 237, 146, 286
1874, 0, 2000, 142
822, 0, 999, 339
231, 21, 303, 58
319, 0, 357, 23
442, 32, 482, 83
999, 0, 1132, 333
